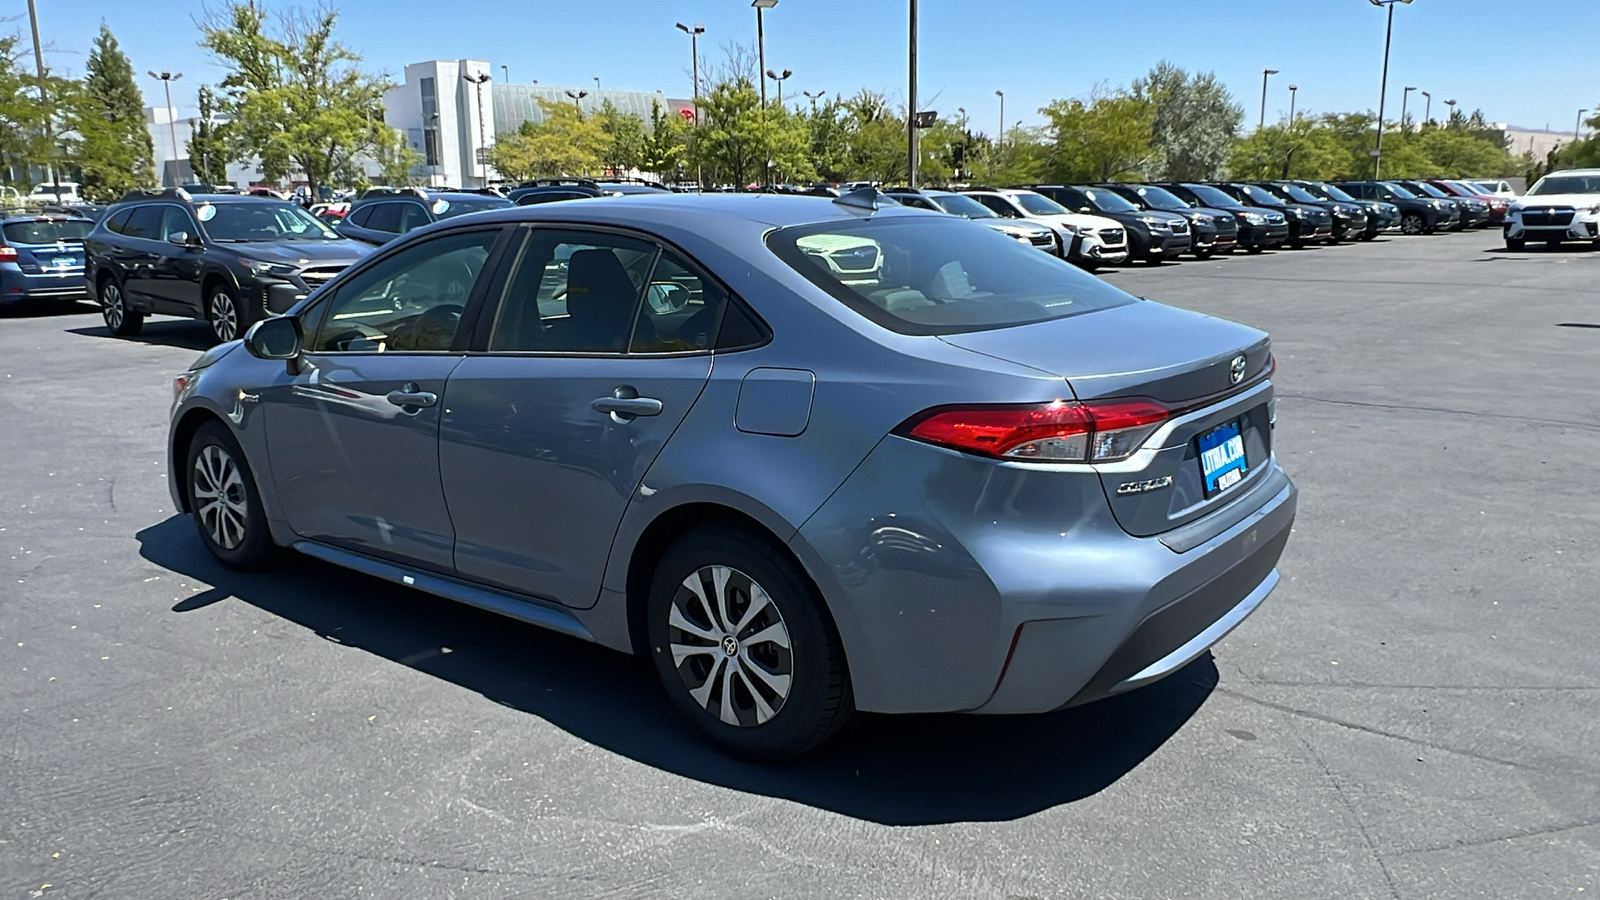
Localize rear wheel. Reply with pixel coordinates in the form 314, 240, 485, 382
185, 420, 277, 570
1400, 213, 1426, 235
647, 526, 852, 760
99, 276, 143, 337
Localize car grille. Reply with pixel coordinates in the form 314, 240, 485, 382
1098, 228, 1126, 246
1266, 213, 1286, 224
1170, 220, 1189, 234
1521, 207, 1575, 227
299, 265, 347, 288
1212, 218, 1238, 234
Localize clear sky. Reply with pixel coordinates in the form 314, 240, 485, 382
22, 0, 1600, 137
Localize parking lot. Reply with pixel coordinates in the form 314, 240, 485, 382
2, 231, 1597, 898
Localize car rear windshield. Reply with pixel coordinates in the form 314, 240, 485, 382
767, 216, 1136, 336
3, 219, 93, 244
203, 201, 343, 241
1013, 192, 1071, 216
1528, 175, 1600, 195
434, 196, 514, 219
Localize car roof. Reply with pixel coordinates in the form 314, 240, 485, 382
422, 192, 928, 231
1545, 168, 1600, 176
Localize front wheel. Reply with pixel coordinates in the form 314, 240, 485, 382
1246, 245, 1265, 254
100, 277, 144, 337
1400, 213, 1426, 236
1504, 236, 1526, 252
647, 527, 852, 760
185, 420, 277, 570
206, 284, 253, 345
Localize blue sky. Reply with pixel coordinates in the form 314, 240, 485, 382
24, 0, 1600, 137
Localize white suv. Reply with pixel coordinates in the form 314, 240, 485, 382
24, 181, 84, 207
1504, 169, 1600, 251
961, 188, 1130, 270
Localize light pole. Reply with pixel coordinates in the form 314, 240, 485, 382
907, 0, 919, 188
149, 70, 184, 186
1400, 86, 1415, 133
1579, 108, 1591, 144
501, 65, 509, 83
1444, 98, 1457, 126
1369, 0, 1414, 179
25, 0, 61, 195
995, 90, 1004, 147
593, 76, 601, 94
463, 71, 491, 188
753, 0, 777, 108
1259, 69, 1278, 131
1288, 84, 1298, 124
765, 69, 792, 107
564, 89, 588, 120
1421, 90, 1431, 126
675, 23, 705, 125
801, 90, 824, 115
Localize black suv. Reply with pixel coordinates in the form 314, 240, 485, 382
85, 189, 372, 343
1254, 182, 1369, 242
1023, 184, 1192, 263
1157, 183, 1290, 252
1098, 183, 1239, 257
337, 188, 513, 245
1334, 181, 1457, 235
1212, 183, 1334, 248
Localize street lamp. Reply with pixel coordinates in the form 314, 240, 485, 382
1288, 84, 1298, 124
1259, 69, 1279, 131
564, 89, 588, 120
907, 0, 919, 188
1421, 90, 1431, 126
463, 71, 491, 187
753, 0, 778, 108
995, 90, 1004, 146
801, 90, 824, 114
765, 68, 792, 107
1444, 98, 1457, 126
1369, 0, 1415, 179
1578, 108, 1591, 144
148, 70, 184, 186
594, 76, 601, 93
675, 23, 705, 125
1400, 86, 1416, 133
501, 65, 509, 83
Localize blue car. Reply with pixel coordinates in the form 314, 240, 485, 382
1, 214, 94, 306
166, 191, 1297, 758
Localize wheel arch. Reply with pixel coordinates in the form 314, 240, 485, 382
169, 406, 231, 513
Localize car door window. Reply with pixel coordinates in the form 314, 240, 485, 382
487, 229, 654, 353
345, 205, 373, 227
120, 206, 162, 239
397, 202, 432, 233
630, 250, 726, 353
103, 208, 133, 233
312, 229, 499, 353
972, 195, 1014, 217
159, 206, 199, 240
364, 203, 402, 233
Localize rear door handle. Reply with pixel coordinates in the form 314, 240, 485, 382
592, 386, 663, 421
386, 383, 437, 409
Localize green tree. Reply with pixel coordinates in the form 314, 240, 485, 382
200, 2, 391, 198
1230, 119, 1358, 180
1040, 89, 1156, 182
0, 34, 63, 187
68, 25, 154, 201
1134, 62, 1241, 181
373, 126, 421, 185
837, 90, 905, 183
186, 85, 230, 185
1413, 124, 1511, 178
638, 101, 687, 179
486, 99, 605, 180
595, 100, 646, 175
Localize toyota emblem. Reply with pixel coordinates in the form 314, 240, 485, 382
1229, 355, 1247, 385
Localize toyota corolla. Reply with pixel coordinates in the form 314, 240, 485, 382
166, 191, 1296, 759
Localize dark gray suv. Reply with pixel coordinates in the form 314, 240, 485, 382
336, 189, 512, 246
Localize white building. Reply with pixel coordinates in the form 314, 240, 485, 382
1495, 124, 1580, 163
146, 105, 257, 189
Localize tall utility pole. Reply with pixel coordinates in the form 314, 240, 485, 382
765, 69, 791, 107
25, 0, 59, 194
564, 89, 587, 121
1288, 84, 1298, 124
1400, 86, 1415, 133
753, 0, 777, 108
1422, 90, 1431, 126
995, 90, 1004, 147
464, 71, 491, 188
1259, 69, 1278, 131
1443, 98, 1457, 126
501, 65, 509, 83
675, 23, 705, 124
1579, 108, 1591, 144
1370, 0, 1414, 179
801, 90, 823, 115
149, 70, 184, 186
907, 0, 918, 188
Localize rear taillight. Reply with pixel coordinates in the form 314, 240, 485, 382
902, 398, 1170, 463
0, 246, 16, 262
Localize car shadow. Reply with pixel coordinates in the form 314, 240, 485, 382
137, 515, 1217, 825
66, 321, 215, 352
0, 299, 95, 319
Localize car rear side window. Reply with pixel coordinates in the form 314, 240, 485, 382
103, 208, 134, 234
345, 205, 373, 227
487, 229, 655, 353
397, 203, 432, 233
120, 206, 163, 240
768, 216, 1136, 336
364, 203, 402, 233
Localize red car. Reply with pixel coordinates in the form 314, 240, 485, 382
1429, 180, 1509, 225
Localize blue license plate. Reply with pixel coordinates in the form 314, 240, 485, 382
1198, 420, 1248, 497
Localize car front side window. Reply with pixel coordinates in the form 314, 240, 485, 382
311, 229, 500, 353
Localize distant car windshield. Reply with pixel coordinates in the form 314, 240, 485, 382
1315, 183, 1358, 203
203, 201, 344, 241
929, 193, 998, 218
1278, 184, 1321, 203
432, 196, 514, 219
1239, 184, 1285, 205
1013, 192, 1071, 216
1082, 188, 1140, 213
4, 219, 94, 244
1406, 182, 1450, 198
1134, 186, 1190, 209
1528, 175, 1600, 195
1181, 184, 1246, 209
1383, 184, 1418, 199
768, 216, 1135, 336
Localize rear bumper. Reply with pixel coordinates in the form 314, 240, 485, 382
0, 267, 89, 302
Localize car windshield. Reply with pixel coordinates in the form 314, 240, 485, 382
1278, 184, 1320, 203
4, 219, 93, 244
929, 193, 998, 218
1012, 192, 1071, 216
768, 216, 1136, 336
432, 196, 514, 219
1181, 184, 1245, 209
1316, 183, 1358, 202
1382, 183, 1418, 199
203, 201, 343, 241
1528, 175, 1600, 195
1134, 186, 1190, 209
1081, 188, 1139, 213
1239, 184, 1284, 205
1407, 182, 1449, 198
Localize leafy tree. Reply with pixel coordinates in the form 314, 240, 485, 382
690, 76, 813, 187
638, 101, 688, 180
200, 2, 391, 198
1413, 125, 1511, 178
1134, 62, 1241, 181
67, 25, 154, 201
486, 99, 605, 180
373, 126, 421, 186
595, 100, 645, 175
1230, 119, 1358, 180
0, 34, 62, 187
837, 90, 905, 183
186, 85, 230, 185
1040, 89, 1156, 182
802, 96, 851, 183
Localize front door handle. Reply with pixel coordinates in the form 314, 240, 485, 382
386, 382, 437, 409
591, 386, 663, 421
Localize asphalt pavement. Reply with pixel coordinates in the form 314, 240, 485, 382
2, 231, 1597, 898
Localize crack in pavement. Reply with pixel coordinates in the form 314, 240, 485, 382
1278, 393, 1600, 432
1299, 735, 1402, 900
1399, 816, 1600, 858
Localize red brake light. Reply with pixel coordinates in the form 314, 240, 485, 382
902, 398, 1170, 463
0, 246, 16, 262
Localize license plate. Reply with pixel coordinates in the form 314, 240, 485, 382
51, 257, 75, 268
1198, 420, 1248, 497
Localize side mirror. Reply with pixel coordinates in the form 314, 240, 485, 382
1079, 206, 1094, 214
244, 315, 304, 373
167, 231, 194, 246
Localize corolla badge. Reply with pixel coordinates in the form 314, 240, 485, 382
1229, 355, 1248, 385
1116, 475, 1173, 495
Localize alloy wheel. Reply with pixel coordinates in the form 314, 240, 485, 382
1401, 215, 1424, 235
193, 444, 248, 550
667, 565, 794, 727
210, 291, 238, 342
101, 282, 124, 331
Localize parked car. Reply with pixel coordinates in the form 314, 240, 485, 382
882, 187, 1060, 255
1254, 182, 1369, 243
38, 202, 108, 223
337, 189, 513, 245
1157, 183, 1290, 252
1212, 183, 1333, 248
1428, 180, 1509, 225
1024, 184, 1193, 263
1502, 168, 1600, 251
0, 213, 95, 306
1471, 179, 1517, 198
85, 189, 373, 343
1334, 181, 1457, 235
1098, 183, 1238, 258
509, 182, 668, 205
1394, 180, 1488, 229
960, 187, 1130, 269
23, 181, 84, 207
167, 192, 1296, 758
1289, 181, 1399, 239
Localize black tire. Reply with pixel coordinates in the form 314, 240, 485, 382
99, 275, 144, 337
185, 420, 277, 570
205, 282, 253, 345
1194, 248, 1213, 260
647, 526, 852, 760
1246, 245, 1265, 254
1505, 237, 1526, 252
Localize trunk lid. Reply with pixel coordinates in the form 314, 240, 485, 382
939, 301, 1276, 537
